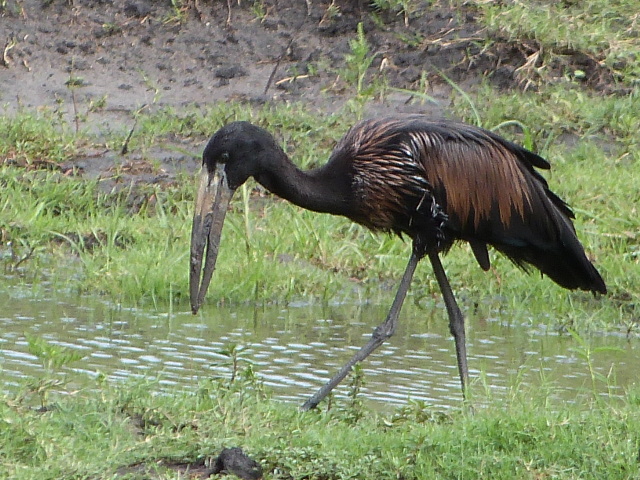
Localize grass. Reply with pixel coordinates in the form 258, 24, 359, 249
1, 373, 639, 479
479, 0, 640, 86
1, 1, 639, 477
1, 90, 637, 331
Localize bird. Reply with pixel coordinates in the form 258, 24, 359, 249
189, 114, 606, 410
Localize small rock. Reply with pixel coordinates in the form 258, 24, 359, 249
210, 447, 263, 480
79, 42, 95, 54
70, 59, 90, 71
124, 0, 151, 18
262, 18, 278, 30
215, 65, 247, 79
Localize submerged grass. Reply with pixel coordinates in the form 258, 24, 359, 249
1, 375, 639, 479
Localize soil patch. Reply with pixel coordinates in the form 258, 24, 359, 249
0, 0, 620, 183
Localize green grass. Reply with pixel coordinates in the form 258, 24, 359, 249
1, 86, 638, 330
1, 2, 639, 477
0, 0, 638, 326
0, 108, 78, 163
1, 375, 639, 479
479, 0, 640, 86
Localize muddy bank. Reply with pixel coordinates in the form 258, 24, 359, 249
0, 0, 622, 185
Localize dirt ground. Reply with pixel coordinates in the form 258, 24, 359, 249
0, 0, 619, 181
2, 0, 500, 112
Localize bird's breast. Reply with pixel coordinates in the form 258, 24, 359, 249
350, 158, 446, 242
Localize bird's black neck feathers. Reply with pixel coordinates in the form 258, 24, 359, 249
252, 141, 353, 217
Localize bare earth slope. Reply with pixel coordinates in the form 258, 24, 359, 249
0, 0, 618, 183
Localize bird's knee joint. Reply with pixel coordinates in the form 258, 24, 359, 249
373, 323, 395, 341
449, 321, 465, 340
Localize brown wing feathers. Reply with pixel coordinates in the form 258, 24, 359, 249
410, 129, 535, 231
341, 116, 605, 294
409, 121, 605, 294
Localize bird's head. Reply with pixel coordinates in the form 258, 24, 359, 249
190, 121, 273, 314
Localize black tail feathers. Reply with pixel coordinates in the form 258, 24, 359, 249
496, 217, 606, 295
527, 247, 606, 294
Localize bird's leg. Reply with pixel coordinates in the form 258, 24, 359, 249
427, 252, 469, 398
301, 250, 421, 411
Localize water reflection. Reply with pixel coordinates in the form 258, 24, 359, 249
0, 281, 636, 410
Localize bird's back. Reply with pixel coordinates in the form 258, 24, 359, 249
333, 115, 606, 294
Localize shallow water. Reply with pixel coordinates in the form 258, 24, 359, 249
1, 279, 637, 410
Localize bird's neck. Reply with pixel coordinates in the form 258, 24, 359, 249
254, 150, 351, 217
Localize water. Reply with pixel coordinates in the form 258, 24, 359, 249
1, 280, 637, 410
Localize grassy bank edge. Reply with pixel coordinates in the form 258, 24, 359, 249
1, 374, 639, 479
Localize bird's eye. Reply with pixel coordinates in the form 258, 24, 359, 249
220, 152, 230, 162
